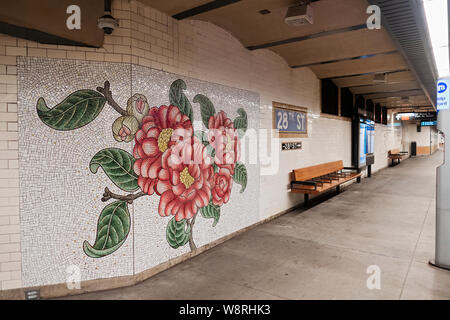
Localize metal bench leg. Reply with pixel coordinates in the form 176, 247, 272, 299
304, 194, 309, 207
336, 185, 340, 194
357, 176, 361, 183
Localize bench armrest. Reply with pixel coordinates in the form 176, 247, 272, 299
291, 180, 317, 191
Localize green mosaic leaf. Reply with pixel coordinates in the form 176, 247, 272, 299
166, 217, 190, 249
194, 94, 216, 128
83, 201, 130, 258
200, 202, 220, 227
233, 108, 248, 139
169, 79, 193, 123
36, 90, 106, 131
206, 144, 216, 158
90, 148, 139, 192
233, 162, 247, 193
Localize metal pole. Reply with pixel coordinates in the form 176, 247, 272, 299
430, 78, 450, 270
105, 0, 112, 13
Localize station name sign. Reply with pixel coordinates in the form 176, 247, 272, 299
274, 107, 307, 133
272, 101, 308, 138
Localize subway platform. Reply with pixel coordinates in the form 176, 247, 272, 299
61, 151, 448, 300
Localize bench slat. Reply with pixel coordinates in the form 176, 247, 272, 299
293, 160, 344, 182
388, 149, 408, 164
389, 149, 400, 155
291, 172, 361, 194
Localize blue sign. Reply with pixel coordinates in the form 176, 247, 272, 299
359, 121, 367, 166
366, 120, 375, 154
274, 107, 307, 134
437, 78, 450, 110
438, 82, 447, 93
421, 121, 437, 126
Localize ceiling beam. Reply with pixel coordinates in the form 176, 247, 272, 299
332, 70, 414, 88
382, 102, 431, 107
386, 106, 434, 111
247, 24, 367, 51
374, 95, 429, 103
0, 20, 94, 48
292, 50, 398, 69
272, 28, 398, 67
364, 90, 425, 100
350, 81, 420, 95
379, 102, 431, 106
172, 0, 241, 20
326, 69, 410, 81
310, 52, 408, 79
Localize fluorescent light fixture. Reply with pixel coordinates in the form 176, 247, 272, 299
422, 0, 449, 78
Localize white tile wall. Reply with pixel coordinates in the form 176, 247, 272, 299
402, 122, 439, 154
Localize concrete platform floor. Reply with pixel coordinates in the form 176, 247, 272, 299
62, 151, 450, 300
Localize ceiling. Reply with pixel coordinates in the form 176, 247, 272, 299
0, 0, 104, 47
148, 0, 435, 110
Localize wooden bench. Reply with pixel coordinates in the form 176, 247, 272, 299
290, 160, 361, 207
388, 149, 408, 166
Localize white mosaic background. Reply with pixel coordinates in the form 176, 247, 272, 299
17, 57, 260, 287
18, 57, 134, 287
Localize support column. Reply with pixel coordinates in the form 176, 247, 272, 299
431, 78, 450, 270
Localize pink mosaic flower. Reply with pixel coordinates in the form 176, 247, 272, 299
207, 111, 240, 174
133, 105, 193, 195
156, 137, 214, 221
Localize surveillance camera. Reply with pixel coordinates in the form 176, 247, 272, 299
97, 12, 119, 35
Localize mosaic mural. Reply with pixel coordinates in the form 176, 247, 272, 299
18, 57, 260, 286
36, 78, 248, 257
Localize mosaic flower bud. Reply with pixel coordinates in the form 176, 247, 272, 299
112, 116, 140, 143
126, 94, 150, 124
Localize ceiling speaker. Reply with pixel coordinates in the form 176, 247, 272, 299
373, 73, 387, 83
285, 3, 314, 26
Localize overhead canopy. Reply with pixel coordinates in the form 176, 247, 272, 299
0, 0, 436, 110
0, 0, 104, 47
146, 0, 436, 110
